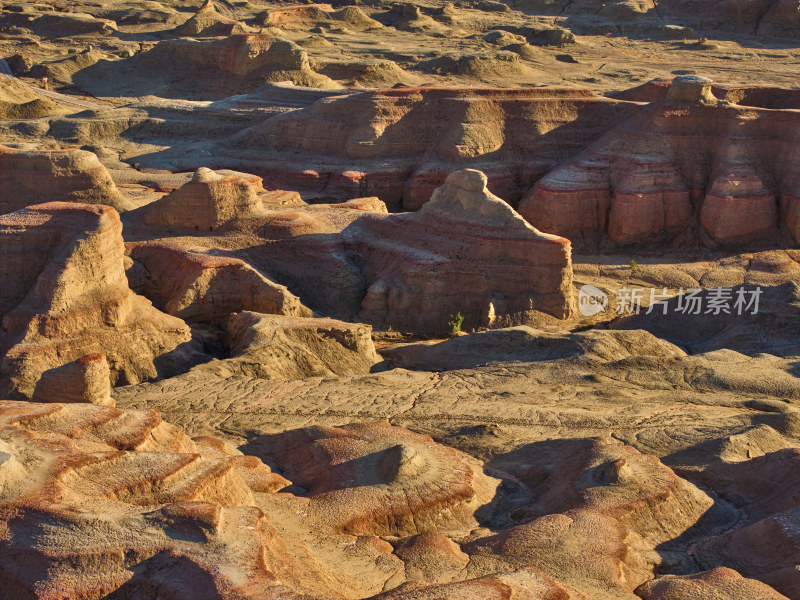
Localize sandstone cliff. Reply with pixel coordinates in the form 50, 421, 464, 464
0, 202, 195, 398
519, 76, 800, 248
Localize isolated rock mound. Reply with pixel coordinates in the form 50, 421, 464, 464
0, 145, 134, 213
172, 0, 250, 37
255, 421, 501, 536
637, 568, 790, 600
222, 311, 380, 380
0, 202, 194, 398
127, 241, 312, 325
141, 167, 270, 230
31, 353, 115, 407
259, 169, 574, 333
519, 76, 800, 247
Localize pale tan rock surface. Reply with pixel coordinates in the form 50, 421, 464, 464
0, 202, 194, 398
0, 145, 134, 213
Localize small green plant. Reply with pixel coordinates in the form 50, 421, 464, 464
448, 312, 464, 334
629, 259, 639, 270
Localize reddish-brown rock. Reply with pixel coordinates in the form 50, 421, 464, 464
0, 202, 194, 398
192, 87, 635, 210
223, 311, 380, 380
141, 167, 280, 231
31, 353, 114, 407
255, 421, 501, 536
127, 241, 312, 325
371, 566, 571, 600
257, 169, 573, 333
519, 77, 800, 247
637, 568, 790, 600
0, 400, 302, 600
0, 145, 134, 213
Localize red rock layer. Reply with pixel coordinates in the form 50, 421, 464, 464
612, 77, 800, 110
519, 83, 800, 247
215, 86, 635, 210
141, 167, 270, 231
0, 202, 193, 398
353, 169, 573, 331
257, 169, 573, 333
253, 420, 501, 536
127, 241, 312, 324
0, 401, 299, 600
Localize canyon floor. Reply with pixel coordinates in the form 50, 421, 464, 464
3, 1, 800, 599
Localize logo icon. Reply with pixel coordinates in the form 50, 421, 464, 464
578, 284, 608, 317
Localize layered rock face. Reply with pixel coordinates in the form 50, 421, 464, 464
0, 400, 300, 599
0, 202, 193, 398
127, 241, 312, 325
258, 169, 573, 334
353, 169, 573, 331
519, 77, 800, 247
0, 401, 520, 599
141, 167, 274, 230
223, 311, 380, 380
0, 145, 133, 213
198, 87, 635, 210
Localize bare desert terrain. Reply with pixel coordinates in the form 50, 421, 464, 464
3, 0, 800, 598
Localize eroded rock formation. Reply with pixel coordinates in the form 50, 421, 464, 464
252, 421, 501, 536
0, 202, 195, 398
127, 241, 312, 325
141, 167, 274, 230
519, 76, 800, 247
180, 87, 635, 210
258, 169, 573, 333
0, 145, 134, 213
222, 311, 380, 380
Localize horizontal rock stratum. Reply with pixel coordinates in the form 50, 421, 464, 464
0, 202, 196, 398
519, 76, 800, 248
257, 168, 573, 333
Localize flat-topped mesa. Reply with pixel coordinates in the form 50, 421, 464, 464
31, 354, 114, 407
142, 167, 270, 230
354, 169, 574, 333
665, 75, 718, 105
0, 145, 134, 213
0, 202, 193, 398
519, 78, 800, 248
